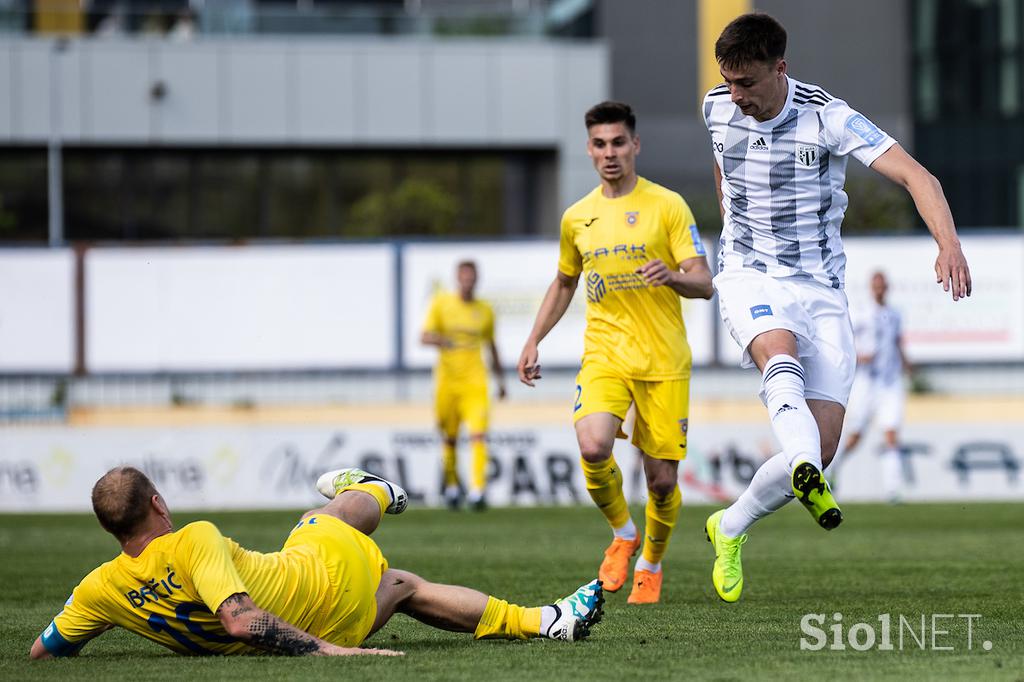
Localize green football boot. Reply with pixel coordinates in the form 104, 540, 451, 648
791, 461, 843, 530
705, 510, 747, 603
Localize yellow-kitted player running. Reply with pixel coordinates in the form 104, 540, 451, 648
422, 261, 506, 511
30, 466, 603, 660
518, 101, 713, 604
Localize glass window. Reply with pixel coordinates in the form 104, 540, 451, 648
48, 147, 556, 241
0, 148, 47, 242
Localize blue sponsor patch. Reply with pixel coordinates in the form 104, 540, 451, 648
688, 225, 707, 255
750, 304, 773, 319
845, 114, 885, 146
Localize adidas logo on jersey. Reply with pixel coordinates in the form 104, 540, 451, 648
749, 136, 768, 151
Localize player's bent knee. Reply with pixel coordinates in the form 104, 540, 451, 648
380, 569, 423, 605
578, 438, 614, 463
647, 476, 678, 499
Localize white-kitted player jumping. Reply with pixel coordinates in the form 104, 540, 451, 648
700, 12, 971, 602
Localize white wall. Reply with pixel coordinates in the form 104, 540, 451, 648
0, 235, 1020, 374
0, 249, 75, 372
0, 37, 609, 208
85, 245, 396, 371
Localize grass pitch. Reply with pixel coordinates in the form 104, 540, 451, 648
1, 502, 1021, 681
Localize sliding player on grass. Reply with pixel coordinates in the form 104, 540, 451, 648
30, 466, 602, 658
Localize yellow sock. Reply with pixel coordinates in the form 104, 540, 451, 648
641, 484, 681, 565
473, 596, 541, 640
338, 483, 390, 521
471, 438, 488, 493
442, 441, 459, 488
580, 456, 631, 530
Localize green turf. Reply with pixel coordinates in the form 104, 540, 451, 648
1, 502, 1021, 681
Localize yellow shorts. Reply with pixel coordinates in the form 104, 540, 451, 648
573, 363, 690, 460
435, 380, 490, 438
282, 514, 388, 647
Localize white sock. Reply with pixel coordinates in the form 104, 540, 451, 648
635, 556, 661, 574
761, 355, 822, 472
613, 518, 637, 541
881, 447, 902, 501
720, 453, 793, 537
540, 605, 558, 634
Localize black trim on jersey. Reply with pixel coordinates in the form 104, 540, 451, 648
794, 96, 829, 108
795, 85, 833, 102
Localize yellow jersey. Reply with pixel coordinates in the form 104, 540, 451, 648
43, 521, 335, 656
423, 291, 495, 386
558, 177, 705, 380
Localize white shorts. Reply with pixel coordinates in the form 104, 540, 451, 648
844, 369, 906, 433
715, 269, 856, 406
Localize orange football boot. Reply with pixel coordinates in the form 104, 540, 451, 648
626, 568, 662, 604
598, 536, 641, 592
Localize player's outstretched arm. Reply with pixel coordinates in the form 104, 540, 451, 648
869, 144, 972, 301
30, 604, 114, 659
517, 272, 579, 386
217, 593, 403, 657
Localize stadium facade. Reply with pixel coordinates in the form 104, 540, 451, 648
1, 0, 1020, 244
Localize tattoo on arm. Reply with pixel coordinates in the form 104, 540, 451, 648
217, 593, 323, 656
246, 613, 321, 656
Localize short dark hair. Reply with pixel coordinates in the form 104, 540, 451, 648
584, 101, 636, 134
456, 260, 477, 272
715, 13, 787, 71
92, 467, 159, 541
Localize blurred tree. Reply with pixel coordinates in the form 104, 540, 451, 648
349, 179, 460, 237
841, 176, 916, 234
685, 190, 723, 239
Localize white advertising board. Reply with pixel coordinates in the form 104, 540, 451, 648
3, 419, 1021, 512
402, 241, 717, 371
85, 245, 396, 371
716, 235, 1024, 365
0, 249, 75, 372
844, 235, 1024, 362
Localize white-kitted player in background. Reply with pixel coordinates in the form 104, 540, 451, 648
835, 271, 912, 502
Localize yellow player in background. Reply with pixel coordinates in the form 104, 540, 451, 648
30, 466, 603, 659
518, 101, 713, 604
422, 261, 507, 511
